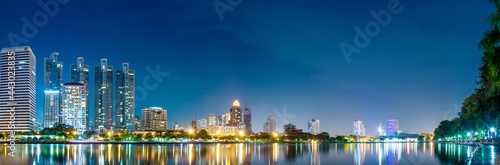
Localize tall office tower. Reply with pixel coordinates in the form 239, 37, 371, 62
133, 117, 141, 131
70, 57, 90, 130
208, 114, 216, 127
94, 58, 113, 133
197, 118, 207, 131
308, 118, 320, 135
263, 115, 276, 133
243, 108, 252, 134
116, 62, 135, 132
353, 120, 366, 136
386, 119, 399, 136
173, 122, 180, 130
141, 107, 168, 131
43, 52, 63, 128
229, 100, 242, 126
61, 83, 87, 135
0, 46, 36, 132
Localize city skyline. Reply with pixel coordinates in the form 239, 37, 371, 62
0, 1, 493, 135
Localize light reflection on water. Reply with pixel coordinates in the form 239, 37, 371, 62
0, 142, 488, 164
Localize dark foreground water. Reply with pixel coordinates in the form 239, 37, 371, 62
0, 142, 497, 165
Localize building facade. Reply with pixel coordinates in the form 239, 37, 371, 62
353, 120, 366, 136
142, 107, 168, 131
43, 52, 63, 128
116, 62, 135, 132
386, 119, 399, 136
229, 100, 242, 126
0, 46, 36, 132
61, 83, 87, 135
94, 58, 113, 133
70, 57, 89, 130
208, 114, 216, 127
308, 118, 320, 135
243, 108, 252, 134
197, 118, 207, 131
263, 115, 276, 133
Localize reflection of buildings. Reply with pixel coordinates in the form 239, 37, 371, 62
142, 107, 168, 131
61, 82, 87, 134
386, 119, 399, 136
353, 120, 366, 136
308, 118, 320, 135
0, 46, 37, 132
264, 115, 276, 133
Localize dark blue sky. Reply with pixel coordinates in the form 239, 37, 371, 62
0, 0, 493, 135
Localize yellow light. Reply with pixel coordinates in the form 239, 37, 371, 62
273, 132, 279, 137
233, 100, 240, 107
188, 129, 194, 134
239, 131, 244, 136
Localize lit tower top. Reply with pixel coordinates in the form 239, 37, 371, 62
233, 100, 240, 107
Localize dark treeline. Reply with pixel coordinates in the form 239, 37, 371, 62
434, 0, 500, 140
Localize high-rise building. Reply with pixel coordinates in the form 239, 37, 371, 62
142, 107, 168, 131
0, 46, 36, 132
263, 115, 276, 133
70, 57, 89, 130
43, 52, 63, 128
133, 117, 141, 131
208, 114, 216, 127
308, 118, 320, 135
173, 122, 180, 131
61, 83, 87, 135
116, 62, 135, 132
353, 120, 366, 136
94, 58, 113, 133
229, 100, 242, 126
386, 119, 399, 136
243, 108, 252, 134
197, 118, 207, 131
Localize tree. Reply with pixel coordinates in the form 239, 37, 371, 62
197, 129, 210, 140
317, 132, 330, 141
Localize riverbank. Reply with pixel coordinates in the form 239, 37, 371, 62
0, 141, 435, 145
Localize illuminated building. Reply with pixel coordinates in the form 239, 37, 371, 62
0, 46, 36, 132
263, 115, 276, 133
386, 119, 399, 136
61, 82, 87, 134
142, 107, 168, 131
229, 100, 242, 126
94, 58, 113, 133
353, 120, 366, 136
70, 57, 89, 130
116, 62, 135, 132
308, 118, 320, 135
44, 52, 63, 128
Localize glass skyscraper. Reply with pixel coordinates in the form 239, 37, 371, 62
308, 118, 320, 135
43, 52, 63, 128
70, 57, 89, 130
229, 100, 242, 126
0, 46, 36, 132
94, 58, 113, 133
61, 83, 87, 135
116, 62, 135, 132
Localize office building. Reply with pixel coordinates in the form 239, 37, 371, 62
0, 46, 36, 132
70, 57, 89, 130
263, 115, 276, 133
142, 107, 168, 131
94, 58, 113, 133
116, 62, 135, 132
308, 118, 320, 135
43, 52, 63, 128
208, 114, 216, 127
386, 119, 399, 136
244, 108, 252, 134
61, 83, 87, 135
353, 120, 366, 136
229, 100, 242, 126
197, 118, 207, 131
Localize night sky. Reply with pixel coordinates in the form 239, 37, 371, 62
0, 0, 493, 135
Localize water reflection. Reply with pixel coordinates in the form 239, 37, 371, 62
0, 142, 487, 164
